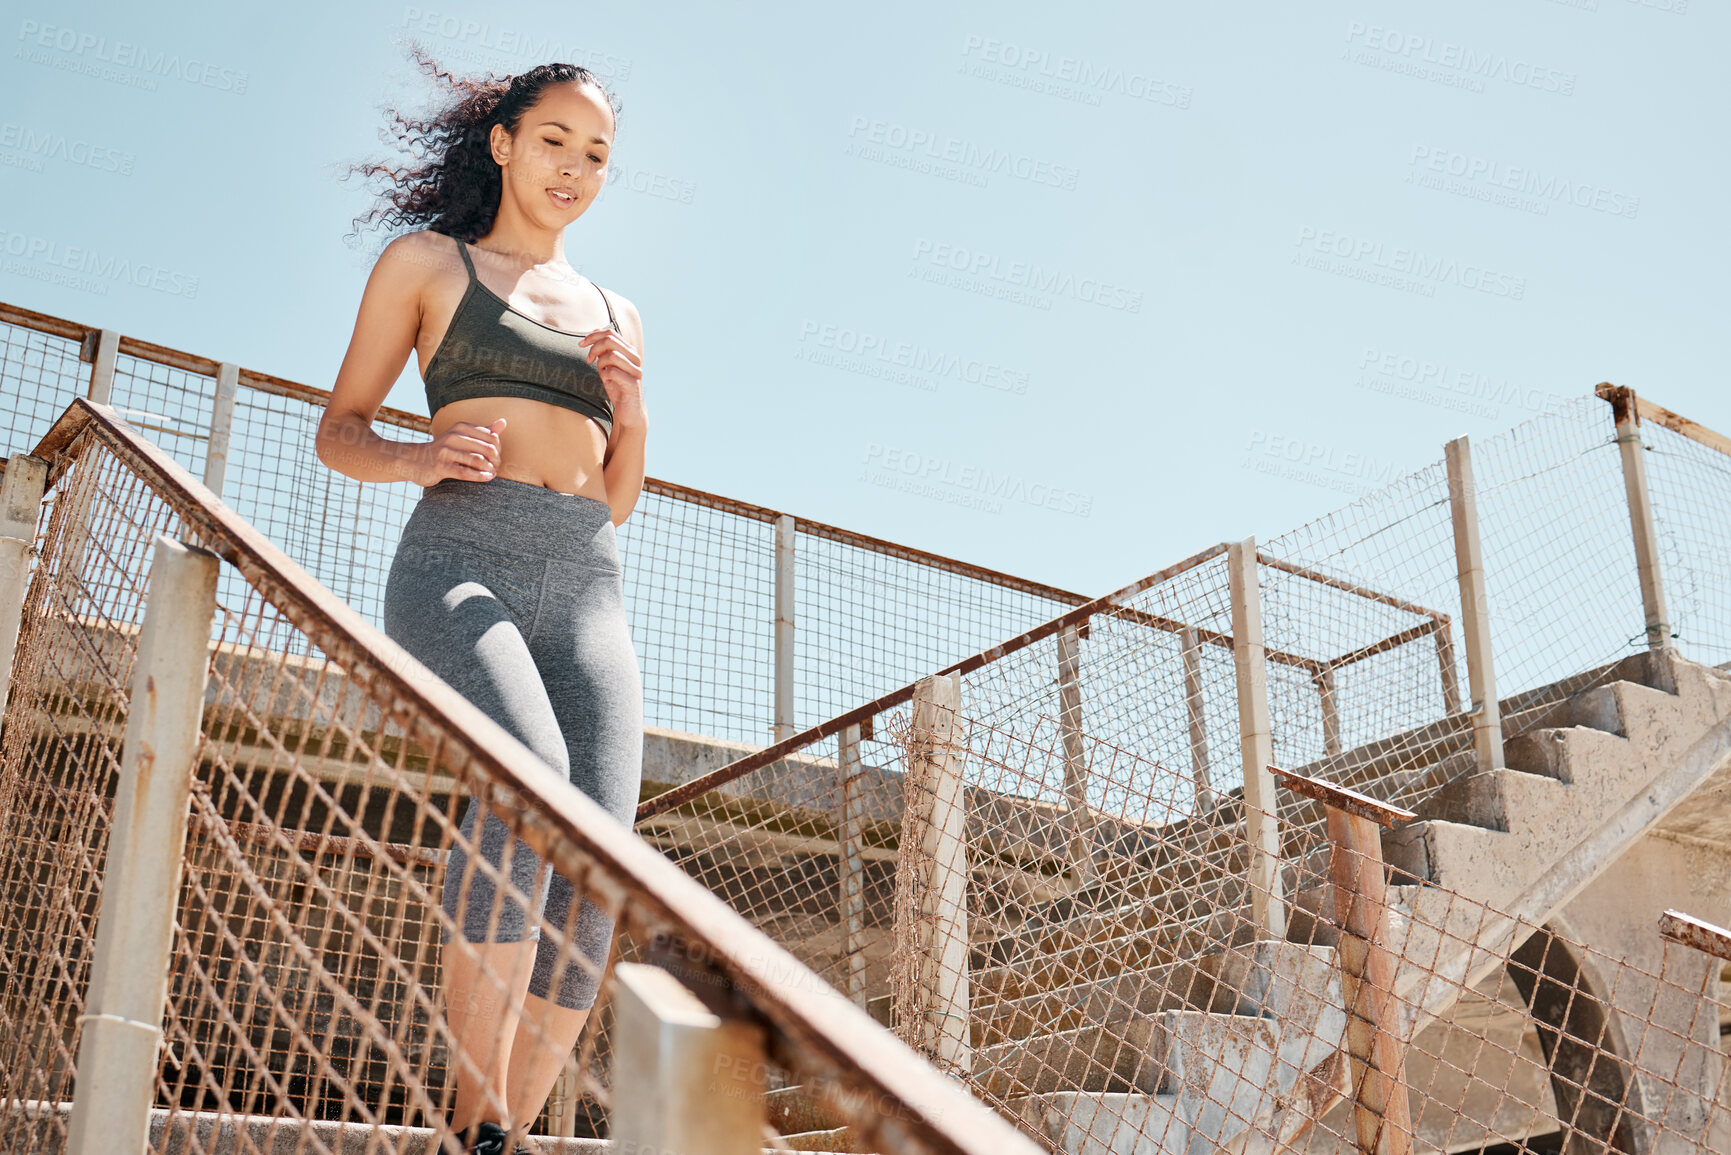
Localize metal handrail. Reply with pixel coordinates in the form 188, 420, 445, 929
22, 395, 1036, 1155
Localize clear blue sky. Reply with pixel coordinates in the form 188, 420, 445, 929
5, 0, 1724, 597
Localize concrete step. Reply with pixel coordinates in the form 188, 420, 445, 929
1568, 677, 1678, 741
971, 855, 1252, 971
1502, 724, 1624, 783
1011, 1090, 1185, 1155
973, 1013, 1169, 1099
973, 907, 1256, 1005
1414, 766, 1569, 832
9, 1100, 845, 1155
1004, 1011, 1292, 1155
972, 963, 1199, 1050
1380, 817, 1503, 889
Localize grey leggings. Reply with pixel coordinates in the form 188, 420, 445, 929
382, 476, 643, 1009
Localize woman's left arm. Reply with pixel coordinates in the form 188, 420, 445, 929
587, 294, 648, 527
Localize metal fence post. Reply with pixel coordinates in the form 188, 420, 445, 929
897, 671, 971, 1074
1331, 805, 1414, 1155
774, 512, 796, 741
202, 361, 240, 497
1601, 386, 1671, 656
611, 962, 768, 1155
1228, 538, 1285, 939
0, 454, 48, 717
839, 720, 868, 1007
1433, 622, 1463, 715
1181, 626, 1214, 811
1317, 666, 1341, 757
85, 328, 120, 404
1056, 622, 1094, 889
65, 535, 219, 1155
1445, 437, 1504, 774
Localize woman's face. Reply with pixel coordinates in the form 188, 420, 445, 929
492, 81, 614, 228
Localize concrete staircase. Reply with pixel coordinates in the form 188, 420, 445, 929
975, 649, 1731, 1155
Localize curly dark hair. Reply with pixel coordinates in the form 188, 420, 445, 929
343, 42, 622, 253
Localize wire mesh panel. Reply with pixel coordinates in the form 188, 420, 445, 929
614, 488, 778, 744
0, 307, 1085, 752
1471, 396, 1645, 698
0, 403, 1036, 1155
1644, 419, 1731, 670
222, 383, 420, 628
0, 317, 87, 462
876, 685, 1731, 1155
108, 353, 218, 485
795, 527, 1079, 736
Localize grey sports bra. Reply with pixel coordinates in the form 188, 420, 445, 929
422, 234, 621, 440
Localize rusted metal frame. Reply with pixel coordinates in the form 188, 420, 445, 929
0, 299, 88, 339
1111, 604, 1323, 674
1269, 764, 1417, 829
214, 818, 445, 869
8, 303, 1088, 608
1256, 550, 1452, 625
1657, 909, 1731, 962
635, 541, 1235, 822
1273, 763, 1415, 1155
32, 397, 1035, 1155
1328, 616, 1449, 673
1600, 380, 1731, 461
1329, 804, 1414, 1155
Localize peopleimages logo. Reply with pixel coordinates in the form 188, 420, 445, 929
0, 122, 135, 175
1241, 429, 1402, 497
15, 19, 250, 94
1407, 146, 1638, 219
797, 321, 1029, 395
860, 443, 1093, 518
846, 115, 1080, 191
400, 7, 631, 80
1293, 227, 1526, 301
958, 35, 1193, 110
1354, 347, 1573, 419
0, 230, 199, 298
1342, 21, 1577, 96
910, 239, 1143, 314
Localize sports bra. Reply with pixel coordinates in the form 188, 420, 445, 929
422, 234, 621, 440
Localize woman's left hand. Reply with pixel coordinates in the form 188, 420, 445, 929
581, 329, 646, 430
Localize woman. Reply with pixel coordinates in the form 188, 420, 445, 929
317, 53, 646, 1155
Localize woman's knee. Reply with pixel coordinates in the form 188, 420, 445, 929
526, 889, 615, 1010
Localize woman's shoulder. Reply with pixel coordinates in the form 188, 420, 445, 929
589, 278, 641, 332
379, 228, 463, 282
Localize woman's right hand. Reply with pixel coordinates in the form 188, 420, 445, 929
411, 417, 506, 486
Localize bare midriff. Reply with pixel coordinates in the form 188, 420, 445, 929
429, 396, 610, 501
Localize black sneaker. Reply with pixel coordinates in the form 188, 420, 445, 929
461, 1121, 509, 1155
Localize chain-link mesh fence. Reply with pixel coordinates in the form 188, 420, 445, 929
878, 673, 1731, 1155
0, 401, 1035, 1155
0, 302, 1084, 751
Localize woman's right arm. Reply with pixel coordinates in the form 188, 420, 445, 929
315, 232, 499, 486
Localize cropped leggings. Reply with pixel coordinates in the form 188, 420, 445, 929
382, 476, 643, 1010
